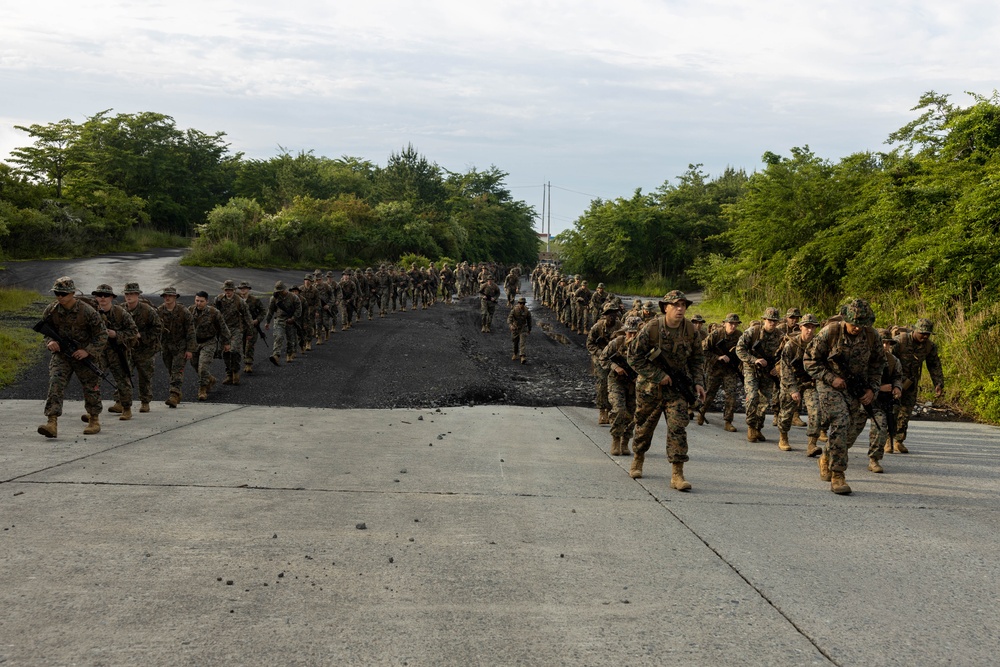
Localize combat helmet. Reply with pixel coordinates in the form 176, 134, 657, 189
222, 279, 236, 290
51, 276, 76, 294
92, 284, 116, 298
839, 298, 875, 326
622, 315, 643, 333
659, 290, 693, 311
123, 282, 142, 294
914, 318, 935, 335
762, 307, 782, 321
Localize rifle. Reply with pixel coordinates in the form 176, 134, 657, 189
830, 352, 876, 421
646, 347, 698, 405
750, 338, 778, 378
33, 319, 119, 390
254, 320, 267, 343
106, 336, 133, 387
608, 352, 639, 382
712, 339, 743, 378
876, 392, 900, 441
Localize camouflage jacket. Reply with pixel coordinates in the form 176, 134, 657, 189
574, 286, 592, 305
803, 322, 885, 393
214, 293, 252, 334
41, 298, 108, 360
126, 300, 163, 354
189, 305, 231, 345
479, 283, 500, 303
893, 332, 945, 389
735, 324, 785, 376
627, 315, 705, 391
598, 333, 634, 379
97, 304, 139, 358
506, 304, 532, 334
244, 294, 266, 323
589, 289, 608, 311
301, 284, 321, 312
504, 274, 519, 294
586, 318, 622, 359
881, 350, 904, 393
340, 276, 357, 298
703, 326, 742, 372
779, 333, 814, 393
315, 282, 332, 307
266, 292, 302, 324
157, 303, 196, 353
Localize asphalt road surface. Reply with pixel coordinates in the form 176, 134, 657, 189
0, 249, 595, 409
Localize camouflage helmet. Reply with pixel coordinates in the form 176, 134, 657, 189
51, 276, 76, 294
160, 286, 179, 297
325, 271, 334, 278
914, 318, 935, 335
91, 283, 116, 297
839, 298, 875, 326
517, 296, 527, 304
622, 315, 643, 333
691, 314, 706, 324
640, 302, 656, 320
762, 307, 781, 321
238, 280, 252, 289
723, 313, 742, 324
800, 313, 820, 327
601, 301, 619, 314
222, 279, 236, 290
273, 280, 287, 292
303, 274, 313, 282
659, 290, 694, 309
786, 307, 802, 318
123, 282, 142, 294
597, 282, 605, 289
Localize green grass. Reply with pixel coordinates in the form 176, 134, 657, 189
0, 288, 46, 388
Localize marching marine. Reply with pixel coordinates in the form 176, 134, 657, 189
123, 282, 163, 414
891, 318, 944, 453
91, 284, 139, 421
190, 290, 231, 401
157, 286, 195, 408
506, 296, 532, 364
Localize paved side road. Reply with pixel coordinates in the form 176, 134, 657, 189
1, 399, 997, 666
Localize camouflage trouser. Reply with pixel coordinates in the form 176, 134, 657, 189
102, 348, 133, 408
378, 290, 390, 315
44, 353, 103, 418
894, 384, 919, 444
778, 385, 820, 437
397, 289, 407, 310
481, 300, 497, 329
743, 370, 778, 430
271, 318, 299, 356
632, 382, 691, 464
607, 374, 636, 440
343, 299, 357, 325
704, 367, 741, 422
321, 305, 333, 332
301, 309, 314, 343
190, 341, 218, 388
511, 329, 528, 358
131, 347, 157, 404
575, 305, 587, 332
868, 396, 897, 460
222, 327, 243, 374
818, 384, 868, 472
593, 363, 611, 411
161, 346, 187, 396
244, 328, 259, 366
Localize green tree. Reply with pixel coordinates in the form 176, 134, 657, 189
9, 119, 80, 197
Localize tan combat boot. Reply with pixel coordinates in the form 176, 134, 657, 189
108, 401, 124, 414
198, 386, 208, 401
893, 440, 909, 454
222, 371, 233, 385
315, 336, 323, 346
818, 451, 832, 482
598, 409, 610, 426
818, 430, 828, 442
724, 421, 737, 432
806, 436, 821, 457
747, 426, 757, 442
244, 363, 253, 375
611, 436, 621, 456
778, 431, 792, 451
165, 391, 180, 408
696, 411, 705, 426
884, 437, 893, 454
286, 353, 294, 363
868, 457, 884, 473
512, 353, 518, 360
629, 453, 644, 479
232, 372, 241, 386
83, 414, 101, 435
208, 375, 217, 391
670, 463, 692, 491
140, 402, 150, 413
304, 340, 312, 351
520, 356, 526, 365
791, 414, 807, 428
830, 471, 852, 494
119, 407, 132, 421
38, 416, 58, 438
620, 438, 631, 456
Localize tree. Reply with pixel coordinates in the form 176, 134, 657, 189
9, 119, 80, 197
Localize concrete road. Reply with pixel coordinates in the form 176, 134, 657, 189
2, 399, 997, 666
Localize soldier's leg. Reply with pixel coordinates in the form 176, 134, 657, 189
192, 343, 215, 388
244, 329, 258, 371
272, 319, 287, 359
43, 354, 73, 418
134, 349, 156, 405
722, 372, 740, 424
894, 386, 918, 446
227, 329, 243, 376
803, 387, 821, 438
77, 362, 104, 418
518, 331, 527, 360
631, 384, 665, 465
161, 349, 185, 399
819, 386, 852, 472
108, 355, 133, 409
777, 388, 796, 433
743, 373, 764, 430
663, 395, 691, 464
703, 371, 722, 413
867, 405, 889, 471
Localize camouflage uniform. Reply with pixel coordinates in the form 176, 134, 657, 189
869, 332, 904, 465
157, 288, 196, 404
124, 283, 163, 409
39, 279, 108, 424
479, 281, 501, 332
340, 270, 358, 327
599, 328, 638, 452
701, 315, 743, 425
589, 286, 609, 330
778, 328, 821, 441
804, 299, 885, 492
93, 286, 139, 411
265, 283, 302, 361
239, 282, 266, 372
506, 298, 532, 362
586, 304, 622, 420
189, 301, 231, 391
627, 292, 705, 481
735, 309, 785, 438
504, 271, 520, 308
215, 281, 252, 381
300, 277, 321, 345
314, 272, 333, 334
893, 320, 945, 450
375, 266, 392, 315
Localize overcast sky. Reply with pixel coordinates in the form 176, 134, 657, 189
2, 1, 997, 234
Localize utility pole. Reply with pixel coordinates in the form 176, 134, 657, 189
546, 181, 551, 252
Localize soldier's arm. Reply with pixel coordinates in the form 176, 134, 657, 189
119, 310, 140, 347
803, 331, 837, 386
216, 310, 231, 342
626, 323, 667, 386
85, 308, 109, 359
734, 329, 755, 365
866, 335, 886, 393
687, 335, 706, 388
780, 342, 800, 394
927, 342, 945, 390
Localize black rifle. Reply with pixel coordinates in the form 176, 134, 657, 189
712, 339, 743, 378
830, 352, 876, 421
608, 352, 639, 382
107, 336, 133, 387
646, 347, 698, 405
33, 319, 119, 390
254, 320, 267, 343
876, 392, 900, 441
750, 338, 778, 378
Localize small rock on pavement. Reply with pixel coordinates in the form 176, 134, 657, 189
356, 522, 367, 530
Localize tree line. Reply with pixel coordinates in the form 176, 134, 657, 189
0, 112, 539, 266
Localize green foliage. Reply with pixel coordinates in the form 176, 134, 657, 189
398, 253, 431, 269
0, 288, 45, 389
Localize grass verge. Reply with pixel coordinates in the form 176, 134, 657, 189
0, 288, 47, 388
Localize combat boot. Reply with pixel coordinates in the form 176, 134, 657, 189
165, 391, 180, 408
286, 353, 294, 363
670, 463, 692, 491
830, 471, 852, 495
231, 372, 240, 386
511, 353, 518, 360
38, 416, 57, 438
755, 429, 767, 442
598, 409, 610, 426
140, 402, 150, 413
868, 457, 884, 473
818, 451, 832, 482
119, 407, 132, 421
198, 386, 208, 401
778, 431, 792, 451
244, 363, 253, 375
818, 430, 828, 442
315, 336, 323, 346
771, 413, 779, 427
222, 372, 233, 385
884, 437, 893, 454
620, 437, 631, 455
108, 402, 124, 414
747, 426, 756, 442
269, 355, 280, 366
806, 436, 821, 457
83, 414, 101, 435
724, 421, 737, 432
696, 410, 705, 426
791, 414, 807, 428
893, 440, 909, 454
208, 375, 217, 391
520, 356, 526, 365
304, 340, 312, 351
611, 436, 621, 456
629, 453, 644, 479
